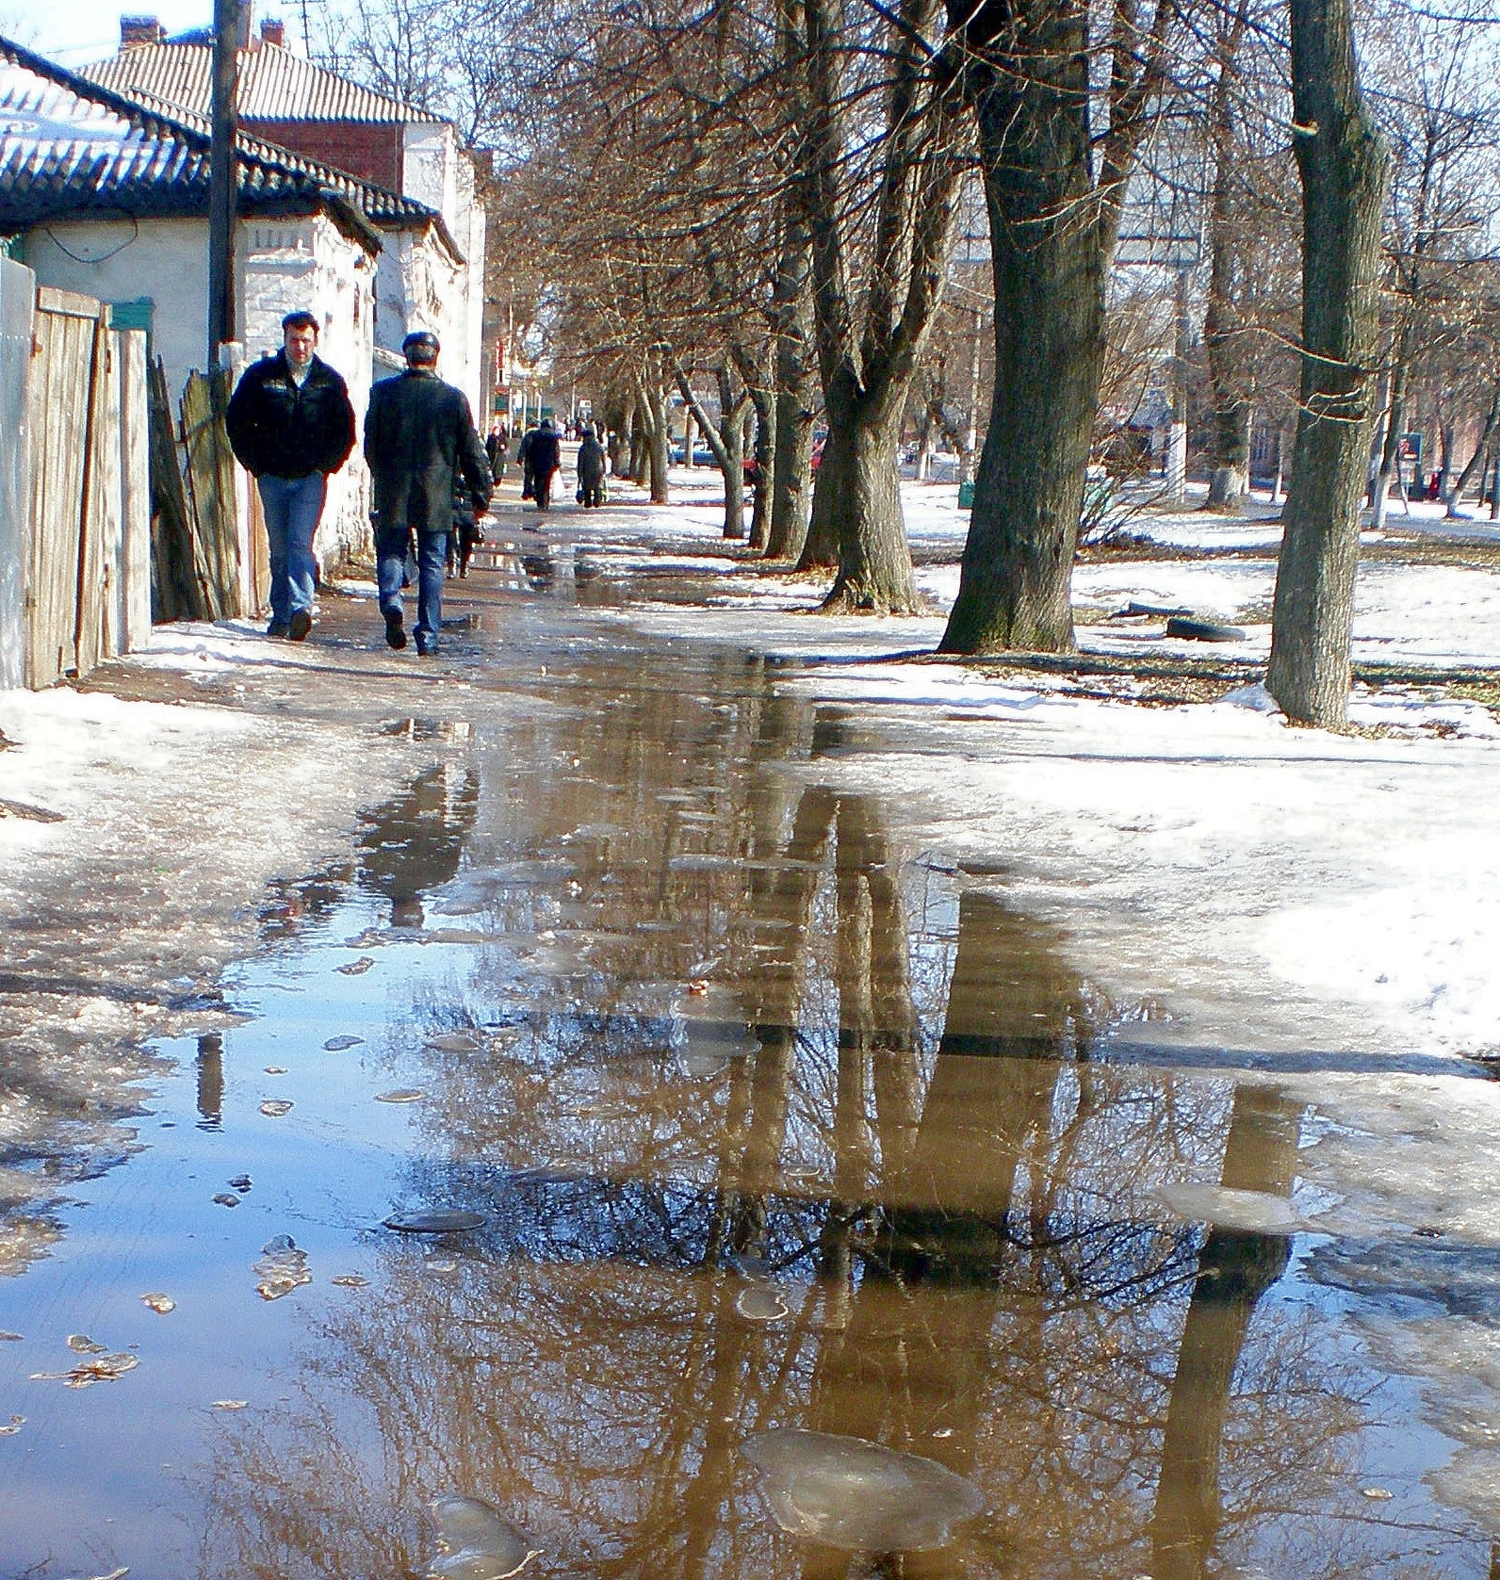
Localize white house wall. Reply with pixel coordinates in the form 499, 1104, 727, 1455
21, 217, 208, 398
239, 214, 376, 568
398, 120, 485, 414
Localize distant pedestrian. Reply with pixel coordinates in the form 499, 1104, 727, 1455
225, 310, 355, 642
364, 330, 492, 657
577, 425, 607, 508
485, 421, 509, 480
518, 419, 540, 500
531, 418, 562, 510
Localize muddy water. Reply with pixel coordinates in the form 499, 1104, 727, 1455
2, 585, 1498, 1577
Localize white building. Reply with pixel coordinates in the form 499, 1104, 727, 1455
86, 21, 485, 412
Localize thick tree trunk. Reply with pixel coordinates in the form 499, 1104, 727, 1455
635, 382, 671, 504
1266, 0, 1389, 727
1448, 373, 1500, 515
801, 372, 918, 612
939, 8, 1102, 654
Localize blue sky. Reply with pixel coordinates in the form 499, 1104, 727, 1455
11, 1, 296, 67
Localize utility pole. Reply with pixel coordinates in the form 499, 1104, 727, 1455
207, 0, 240, 366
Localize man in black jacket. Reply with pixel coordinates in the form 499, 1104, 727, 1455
530, 418, 562, 510
364, 330, 492, 657
226, 311, 356, 641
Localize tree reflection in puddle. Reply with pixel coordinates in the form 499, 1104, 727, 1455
193, 748, 1449, 1580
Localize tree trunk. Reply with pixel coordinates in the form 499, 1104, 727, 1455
1447, 372, 1500, 517
939, 5, 1102, 654
747, 386, 775, 550
1202, 0, 1252, 515
801, 371, 919, 612
1370, 358, 1405, 531
634, 380, 671, 504
1266, 0, 1389, 727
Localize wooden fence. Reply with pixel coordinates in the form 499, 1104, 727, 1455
24, 287, 150, 688
149, 363, 248, 624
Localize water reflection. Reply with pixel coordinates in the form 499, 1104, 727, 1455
357, 762, 479, 928
4, 632, 1482, 1576
189, 683, 1407, 1578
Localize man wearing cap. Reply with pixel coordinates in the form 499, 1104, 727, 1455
226, 311, 357, 641
364, 330, 492, 656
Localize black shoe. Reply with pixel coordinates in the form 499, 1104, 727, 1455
415, 643, 437, 658
288, 609, 313, 642
266, 621, 289, 639
384, 608, 407, 650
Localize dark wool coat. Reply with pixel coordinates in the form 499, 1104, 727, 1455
364, 369, 492, 537
577, 435, 607, 487
226, 351, 356, 479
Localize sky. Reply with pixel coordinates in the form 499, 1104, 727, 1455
10, 0, 299, 68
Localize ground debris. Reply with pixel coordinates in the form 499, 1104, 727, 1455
213, 1192, 241, 1208
211, 1399, 248, 1410
0, 1414, 22, 1435
331, 1273, 369, 1288
140, 1292, 175, 1314
375, 1088, 425, 1104
0, 797, 65, 822
258, 1099, 294, 1117
323, 1034, 365, 1049
254, 1235, 311, 1300
32, 1349, 139, 1388
384, 1209, 486, 1234
335, 958, 375, 977
425, 1031, 482, 1053
426, 1493, 539, 1579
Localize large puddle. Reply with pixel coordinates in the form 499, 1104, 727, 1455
4, 582, 1500, 1577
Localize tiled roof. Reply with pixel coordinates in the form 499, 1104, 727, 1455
0, 38, 459, 258
85, 42, 441, 126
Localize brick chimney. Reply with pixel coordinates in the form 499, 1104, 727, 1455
119, 15, 165, 46
259, 17, 284, 45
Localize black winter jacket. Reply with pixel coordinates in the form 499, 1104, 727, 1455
364, 369, 493, 537
529, 427, 562, 476
225, 351, 356, 479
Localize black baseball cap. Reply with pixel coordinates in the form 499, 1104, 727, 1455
402, 330, 440, 356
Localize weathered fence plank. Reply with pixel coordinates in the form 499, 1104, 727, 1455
148, 356, 200, 623
180, 369, 241, 621
76, 316, 119, 676
25, 299, 94, 687
118, 328, 152, 652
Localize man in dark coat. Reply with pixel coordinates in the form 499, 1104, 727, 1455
226, 310, 356, 641
530, 418, 562, 510
517, 419, 539, 500
576, 425, 607, 507
364, 330, 492, 656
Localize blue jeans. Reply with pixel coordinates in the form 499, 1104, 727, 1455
377, 526, 450, 652
258, 473, 326, 627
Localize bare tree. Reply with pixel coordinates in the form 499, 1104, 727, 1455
1265, 0, 1390, 726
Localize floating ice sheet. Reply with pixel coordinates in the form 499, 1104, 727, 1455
384, 1210, 486, 1234
742, 1428, 984, 1552
426, 1493, 539, 1579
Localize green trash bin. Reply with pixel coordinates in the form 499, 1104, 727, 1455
958, 480, 975, 509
